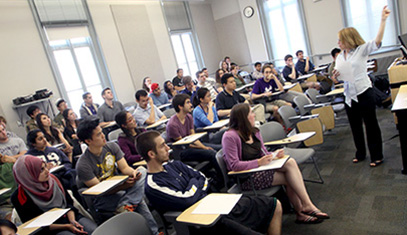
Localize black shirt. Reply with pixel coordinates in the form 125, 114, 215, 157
241, 134, 262, 161
172, 76, 183, 87
282, 66, 299, 82
215, 90, 246, 111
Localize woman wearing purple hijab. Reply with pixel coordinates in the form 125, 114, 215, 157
11, 155, 96, 234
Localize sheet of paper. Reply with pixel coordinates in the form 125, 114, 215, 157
254, 156, 290, 172
49, 165, 64, 173
297, 74, 314, 80
84, 179, 124, 193
24, 209, 70, 228
335, 61, 354, 83
0, 188, 10, 196
204, 120, 229, 129
192, 194, 242, 215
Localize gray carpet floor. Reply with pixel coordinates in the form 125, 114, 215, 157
282, 107, 407, 235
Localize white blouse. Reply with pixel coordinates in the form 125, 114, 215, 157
335, 40, 380, 106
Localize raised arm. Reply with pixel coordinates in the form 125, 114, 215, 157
375, 6, 391, 47
144, 98, 157, 125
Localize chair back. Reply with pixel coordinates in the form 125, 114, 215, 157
215, 149, 230, 189
278, 105, 298, 129
294, 96, 313, 115
296, 118, 323, 147
259, 121, 286, 142
289, 83, 303, 93
305, 88, 319, 103
124, 101, 137, 109
163, 108, 176, 118
108, 129, 123, 142
306, 74, 317, 82
311, 106, 335, 130
93, 212, 152, 235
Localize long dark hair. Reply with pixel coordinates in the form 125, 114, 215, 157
229, 103, 258, 141
163, 80, 173, 97
62, 109, 79, 134
115, 111, 143, 141
36, 113, 60, 145
215, 69, 223, 84
142, 77, 151, 93
192, 87, 209, 108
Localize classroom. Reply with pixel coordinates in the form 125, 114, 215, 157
0, 0, 407, 234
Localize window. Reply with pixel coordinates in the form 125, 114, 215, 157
162, 1, 203, 77
341, 0, 399, 48
29, 0, 111, 115
258, 0, 310, 67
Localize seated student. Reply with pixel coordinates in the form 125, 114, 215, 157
179, 76, 196, 97
214, 69, 224, 91
63, 109, 82, 157
0, 219, 17, 235
252, 62, 263, 80
0, 124, 27, 220
192, 88, 225, 144
54, 98, 68, 129
12, 155, 96, 235
282, 54, 320, 91
137, 131, 282, 235
166, 94, 222, 174
26, 130, 76, 191
196, 70, 218, 101
76, 118, 159, 234
295, 50, 315, 74
134, 90, 167, 127
79, 92, 99, 119
223, 103, 329, 224
148, 83, 170, 107
25, 105, 41, 132
163, 80, 177, 101
98, 87, 124, 129
201, 68, 216, 84
220, 60, 229, 73
328, 48, 341, 83
265, 64, 308, 104
36, 113, 73, 162
230, 64, 246, 88
115, 111, 146, 165
251, 65, 291, 124
26, 130, 73, 170
215, 74, 266, 124
0, 116, 17, 138
142, 77, 152, 93
172, 68, 185, 92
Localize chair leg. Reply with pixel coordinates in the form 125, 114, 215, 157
304, 155, 324, 184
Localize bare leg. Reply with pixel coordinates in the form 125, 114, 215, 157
272, 158, 328, 218
268, 200, 282, 235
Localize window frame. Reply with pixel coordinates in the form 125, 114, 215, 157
339, 0, 401, 49
28, 0, 114, 114
161, 1, 204, 76
257, 0, 312, 65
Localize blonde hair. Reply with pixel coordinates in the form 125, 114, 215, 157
338, 27, 365, 49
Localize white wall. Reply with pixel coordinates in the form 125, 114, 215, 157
0, 0, 61, 138
88, 0, 177, 103
189, 1, 223, 74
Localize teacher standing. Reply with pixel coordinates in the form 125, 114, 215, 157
333, 6, 390, 167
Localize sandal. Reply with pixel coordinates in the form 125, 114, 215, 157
295, 216, 323, 224
370, 160, 383, 167
353, 158, 365, 163
301, 210, 330, 219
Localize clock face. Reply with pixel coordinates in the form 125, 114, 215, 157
244, 6, 254, 18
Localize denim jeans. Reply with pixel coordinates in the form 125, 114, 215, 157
93, 167, 159, 234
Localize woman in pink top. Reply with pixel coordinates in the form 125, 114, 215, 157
222, 103, 329, 224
